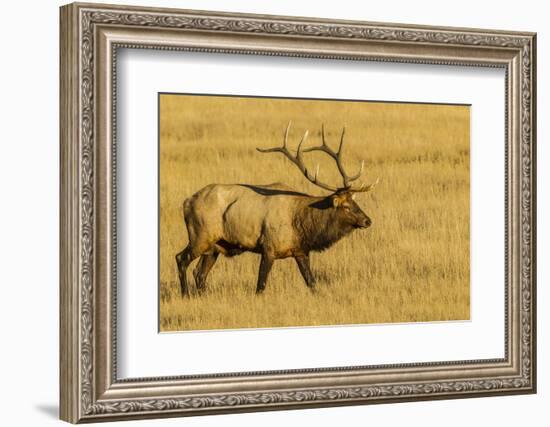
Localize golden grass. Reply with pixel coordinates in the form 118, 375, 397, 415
159, 94, 470, 332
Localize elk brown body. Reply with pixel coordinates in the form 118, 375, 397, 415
176, 122, 377, 296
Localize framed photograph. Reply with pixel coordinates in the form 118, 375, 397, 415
60, 2, 537, 423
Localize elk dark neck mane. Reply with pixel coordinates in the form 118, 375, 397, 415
294, 196, 355, 253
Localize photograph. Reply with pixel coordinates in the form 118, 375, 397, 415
159, 94, 471, 332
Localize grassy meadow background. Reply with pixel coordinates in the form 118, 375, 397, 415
159, 94, 470, 332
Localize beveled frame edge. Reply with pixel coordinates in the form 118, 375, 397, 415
59, 2, 536, 423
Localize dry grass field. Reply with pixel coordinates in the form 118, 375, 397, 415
159, 94, 470, 332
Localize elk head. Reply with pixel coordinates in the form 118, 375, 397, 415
257, 121, 378, 229
330, 191, 372, 229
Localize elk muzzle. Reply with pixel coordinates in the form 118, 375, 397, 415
357, 216, 372, 229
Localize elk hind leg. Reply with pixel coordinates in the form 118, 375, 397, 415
193, 253, 219, 293
175, 245, 199, 297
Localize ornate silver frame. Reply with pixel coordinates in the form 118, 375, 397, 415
60, 2, 537, 423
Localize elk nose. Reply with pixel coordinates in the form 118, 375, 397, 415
360, 217, 372, 228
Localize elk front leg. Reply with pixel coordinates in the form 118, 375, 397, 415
295, 255, 316, 290
256, 254, 274, 294
193, 253, 219, 292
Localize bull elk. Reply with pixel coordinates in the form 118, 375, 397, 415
176, 122, 378, 296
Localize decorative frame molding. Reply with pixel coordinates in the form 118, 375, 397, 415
60, 2, 536, 423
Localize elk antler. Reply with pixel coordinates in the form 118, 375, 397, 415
301, 124, 378, 192
256, 121, 340, 192
257, 121, 378, 193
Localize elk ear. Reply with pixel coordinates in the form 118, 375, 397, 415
332, 194, 346, 208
